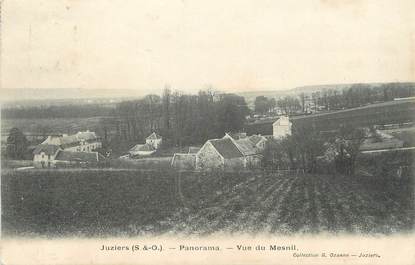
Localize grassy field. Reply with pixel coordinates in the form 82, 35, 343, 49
245, 99, 415, 135
2, 168, 413, 237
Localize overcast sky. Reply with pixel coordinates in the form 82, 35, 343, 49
1, 0, 414, 96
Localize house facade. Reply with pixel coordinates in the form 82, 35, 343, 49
33, 145, 104, 168
33, 144, 61, 168
273, 116, 292, 139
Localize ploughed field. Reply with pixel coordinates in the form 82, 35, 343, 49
1, 169, 413, 237
170, 172, 414, 235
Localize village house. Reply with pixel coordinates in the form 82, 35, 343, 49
179, 133, 267, 170
33, 144, 61, 168
146, 132, 162, 149
127, 132, 163, 158
33, 144, 104, 168
195, 137, 245, 170
273, 116, 292, 139
42, 130, 102, 152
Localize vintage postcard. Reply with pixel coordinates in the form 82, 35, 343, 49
0, 0, 414, 264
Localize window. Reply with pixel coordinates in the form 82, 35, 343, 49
48, 155, 51, 160
42, 154, 44, 159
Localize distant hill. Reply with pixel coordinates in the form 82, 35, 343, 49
236, 82, 415, 105
0, 88, 145, 107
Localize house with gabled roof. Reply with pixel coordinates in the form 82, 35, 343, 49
195, 137, 245, 170
146, 132, 162, 149
41, 130, 102, 152
33, 144, 105, 168
33, 144, 61, 168
273, 116, 292, 139
224, 133, 264, 168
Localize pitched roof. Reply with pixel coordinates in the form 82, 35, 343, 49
42, 131, 99, 148
130, 143, 155, 152
60, 135, 80, 147
235, 138, 257, 156
55, 150, 101, 163
208, 138, 244, 159
33, 144, 60, 155
146, 132, 162, 140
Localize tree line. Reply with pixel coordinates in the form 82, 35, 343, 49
1, 104, 115, 119
311, 83, 415, 111
253, 82, 415, 115
103, 89, 250, 147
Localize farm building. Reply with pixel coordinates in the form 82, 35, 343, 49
42, 130, 102, 153
146, 132, 162, 149
195, 138, 245, 170
33, 144, 105, 168
129, 144, 156, 156
188, 133, 266, 170
33, 144, 61, 168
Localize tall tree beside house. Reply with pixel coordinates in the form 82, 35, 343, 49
6, 128, 29, 159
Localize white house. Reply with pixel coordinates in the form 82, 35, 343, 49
33, 144, 104, 168
273, 116, 292, 139
145, 132, 162, 149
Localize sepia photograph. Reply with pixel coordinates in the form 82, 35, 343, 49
0, 1, 414, 264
